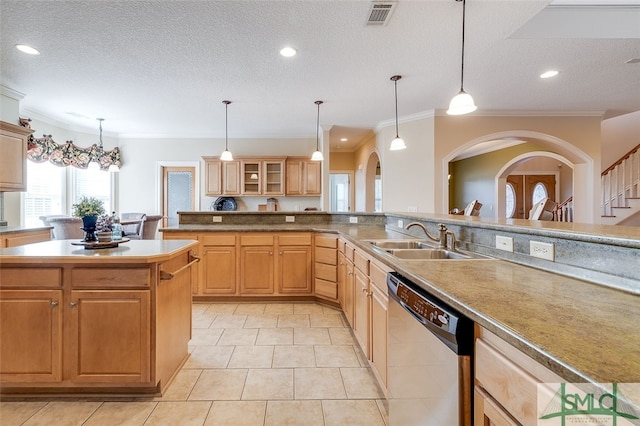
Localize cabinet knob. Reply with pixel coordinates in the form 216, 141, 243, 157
269, 251, 273, 256
279, 251, 283, 255
50, 301, 58, 307
69, 302, 77, 308
361, 287, 368, 293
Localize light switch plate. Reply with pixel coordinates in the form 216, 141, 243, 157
349, 216, 358, 224
285, 216, 295, 223
397, 220, 404, 228
530, 241, 555, 261
495, 236, 513, 252
407, 206, 418, 212
212, 216, 222, 223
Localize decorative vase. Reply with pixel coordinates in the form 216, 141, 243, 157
81, 215, 98, 242
97, 231, 112, 243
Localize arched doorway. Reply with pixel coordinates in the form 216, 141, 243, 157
365, 151, 381, 212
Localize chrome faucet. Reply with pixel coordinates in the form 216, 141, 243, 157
405, 222, 448, 249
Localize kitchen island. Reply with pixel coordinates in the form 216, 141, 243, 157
0, 239, 199, 397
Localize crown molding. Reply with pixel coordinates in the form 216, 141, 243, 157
375, 110, 436, 133
1, 85, 26, 101
433, 109, 606, 117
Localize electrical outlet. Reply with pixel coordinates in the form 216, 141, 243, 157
408, 206, 418, 212
349, 216, 358, 224
495, 235, 513, 252
530, 241, 555, 261
285, 216, 295, 223
212, 216, 222, 223
397, 220, 404, 228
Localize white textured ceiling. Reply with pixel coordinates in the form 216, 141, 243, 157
1, 0, 639, 150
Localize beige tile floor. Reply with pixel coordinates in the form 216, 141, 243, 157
0, 302, 388, 426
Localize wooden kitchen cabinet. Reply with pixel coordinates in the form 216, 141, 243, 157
69, 290, 151, 384
203, 157, 241, 196
278, 233, 313, 294
353, 254, 370, 358
240, 244, 275, 294
201, 234, 237, 295
0, 290, 63, 383
1, 228, 51, 247
0, 121, 33, 192
241, 158, 285, 196
314, 233, 338, 301
369, 259, 391, 390
285, 157, 321, 196
162, 232, 201, 295
341, 242, 356, 328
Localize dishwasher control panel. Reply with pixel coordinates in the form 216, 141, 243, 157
396, 283, 451, 331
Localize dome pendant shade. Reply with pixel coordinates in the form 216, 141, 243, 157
447, 90, 477, 115
220, 100, 233, 161
311, 100, 324, 161
389, 137, 406, 151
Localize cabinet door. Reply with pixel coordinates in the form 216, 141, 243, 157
202, 246, 237, 294
204, 160, 222, 196
285, 159, 303, 195
69, 290, 151, 384
474, 387, 520, 426
304, 160, 321, 195
278, 245, 312, 294
343, 260, 355, 328
263, 160, 285, 196
163, 233, 201, 295
0, 121, 31, 192
0, 290, 62, 382
337, 251, 347, 307
353, 267, 370, 358
223, 161, 241, 195
240, 246, 274, 294
370, 284, 388, 389
242, 161, 262, 195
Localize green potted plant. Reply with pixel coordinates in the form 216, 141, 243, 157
72, 196, 106, 242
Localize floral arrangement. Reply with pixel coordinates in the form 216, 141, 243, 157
96, 214, 114, 232
72, 196, 106, 218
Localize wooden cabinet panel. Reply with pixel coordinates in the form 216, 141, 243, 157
285, 157, 322, 196
202, 246, 237, 294
242, 161, 262, 195
162, 232, 201, 295
279, 233, 312, 246
353, 267, 370, 358
0, 290, 63, 382
204, 159, 222, 195
263, 160, 285, 195
69, 290, 151, 384
315, 278, 337, 300
315, 262, 337, 282
223, 161, 241, 195
370, 283, 388, 389
315, 247, 337, 265
3, 229, 51, 247
203, 158, 241, 196
285, 159, 303, 195
278, 245, 312, 294
343, 258, 355, 327
0, 268, 61, 288
304, 160, 321, 195
71, 268, 150, 288
0, 121, 32, 192
316, 234, 337, 249
474, 387, 520, 426
202, 233, 236, 246
338, 251, 347, 307
240, 246, 274, 294
240, 234, 274, 246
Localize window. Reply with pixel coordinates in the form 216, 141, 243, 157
532, 182, 548, 205
506, 183, 516, 218
24, 162, 113, 227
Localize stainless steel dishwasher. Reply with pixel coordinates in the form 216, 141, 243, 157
387, 272, 473, 426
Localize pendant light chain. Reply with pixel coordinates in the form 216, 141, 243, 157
460, 0, 466, 91
394, 77, 400, 138
389, 75, 406, 150
311, 100, 324, 161
224, 101, 230, 151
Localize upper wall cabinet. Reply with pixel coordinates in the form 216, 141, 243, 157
203, 157, 241, 196
286, 157, 321, 196
0, 121, 33, 192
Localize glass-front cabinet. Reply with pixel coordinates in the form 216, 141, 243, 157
241, 158, 285, 196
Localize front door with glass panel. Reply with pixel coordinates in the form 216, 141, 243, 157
162, 167, 195, 227
506, 174, 556, 219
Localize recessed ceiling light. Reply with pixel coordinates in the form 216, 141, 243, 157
540, 70, 559, 79
15, 44, 40, 55
340, 138, 348, 142
279, 47, 297, 57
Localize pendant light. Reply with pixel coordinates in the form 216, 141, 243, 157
311, 100, 324, 161
389, 75, 406, 151
103, 118, 120, 172
88, 118, 105, 171
447, 0, 477, 115
220, 100, 233, 161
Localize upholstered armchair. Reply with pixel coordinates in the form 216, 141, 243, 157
120, 213, 146, 239
140, 215, 163, 239
46, 217, 84, 240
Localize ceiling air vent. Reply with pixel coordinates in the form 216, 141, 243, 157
366, 2, 397, 26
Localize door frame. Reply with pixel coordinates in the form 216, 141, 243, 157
329, 171, 354, 212
156, 162, 200, 227
507, 172, 559, 219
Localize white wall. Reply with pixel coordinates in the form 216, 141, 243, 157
601, 111, 640, 170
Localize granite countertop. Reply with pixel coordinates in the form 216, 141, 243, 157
0, 225, 52, 235
162, 223, 640, 385
0, 239, 198, 264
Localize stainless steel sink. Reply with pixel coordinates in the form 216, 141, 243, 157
364, 239, 433, 249
386, 248, 471, 260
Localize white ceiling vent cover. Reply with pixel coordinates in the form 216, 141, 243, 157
366, 2, 397, 26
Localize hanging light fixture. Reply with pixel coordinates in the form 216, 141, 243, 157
311, 100, 324, 161
220, 100, 233, 161
447, 0, 477, 115
103, 119, 120, 172
88, 118, 105, 171
389, 75, 406, 151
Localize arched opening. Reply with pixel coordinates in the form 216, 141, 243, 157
444, 131, 595, 223
365, 151, 381, 212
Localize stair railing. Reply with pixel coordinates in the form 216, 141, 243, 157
553, 196, 573, 222
601, 144, 640, 217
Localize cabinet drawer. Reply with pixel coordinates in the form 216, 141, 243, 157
279, 233, 312, 246
345, 244, 355, 262
315, 247, 337, 265
315, 278, 337, 300
354, 251, 369, 275
241, 234, 274, 246
315, 234, 337, 248
0, 268, 61, 288
315, 262, 337, 282
4, 230, 51, 247
202, 233, 236, 246
71, 268, 150, 288
338, 239, 346, 254
369, 261, 391, 292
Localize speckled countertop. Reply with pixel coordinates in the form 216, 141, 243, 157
161, 223, 640, 385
